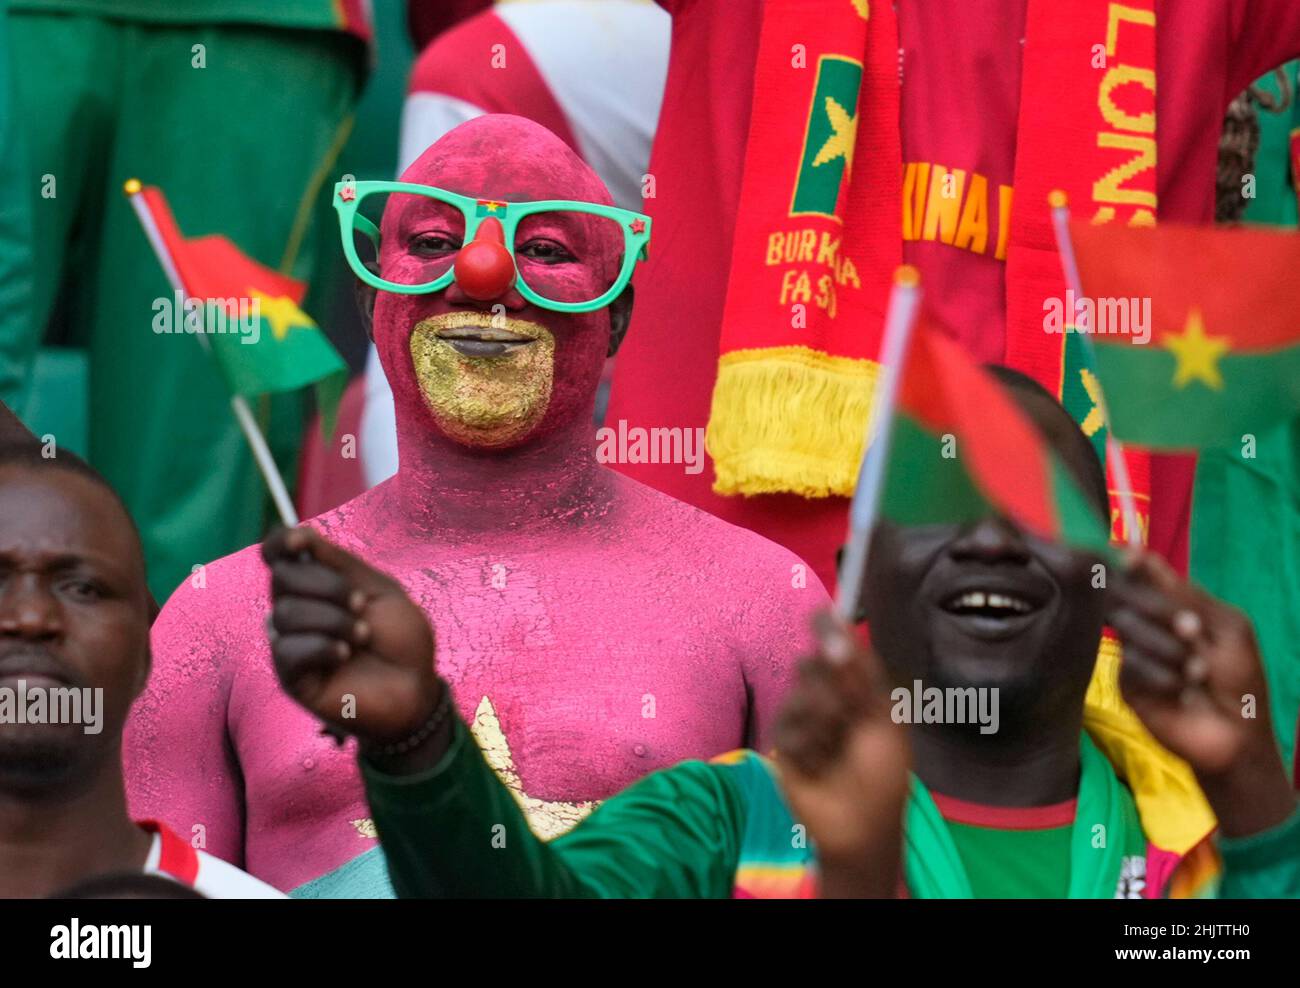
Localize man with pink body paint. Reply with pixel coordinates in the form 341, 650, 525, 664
124, 115, 827, 896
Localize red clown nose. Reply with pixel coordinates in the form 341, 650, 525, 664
452, 217, 517, 300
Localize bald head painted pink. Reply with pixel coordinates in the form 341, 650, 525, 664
376, 115, 622, 461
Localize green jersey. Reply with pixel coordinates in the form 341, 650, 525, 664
362, 716, 1300, 899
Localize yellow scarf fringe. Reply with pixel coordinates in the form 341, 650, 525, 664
707, 346, 879, 497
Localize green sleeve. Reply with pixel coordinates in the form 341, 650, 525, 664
360, 716, 748, 898
1216, 804, 1300, 899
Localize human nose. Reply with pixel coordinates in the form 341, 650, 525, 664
946, 516, 1032, 565
0, 575, 64, 642
448, 217, 522, 307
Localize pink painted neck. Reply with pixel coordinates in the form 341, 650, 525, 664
385, 396, 615, 539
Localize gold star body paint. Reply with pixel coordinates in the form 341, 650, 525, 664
409, 312, 556, 447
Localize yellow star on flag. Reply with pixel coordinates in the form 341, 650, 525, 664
249, 289, 313, 342
1163, 306, 1230, 391
1080, 368, 1107, 436
811, 96, 857, 174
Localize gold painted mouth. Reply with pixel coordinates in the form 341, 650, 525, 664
423, 311, 542, 344
436, 326, 534, 343
409, 313, 556, 447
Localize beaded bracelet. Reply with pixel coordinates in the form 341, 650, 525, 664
369, 686, 455, 758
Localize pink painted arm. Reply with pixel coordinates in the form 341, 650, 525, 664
734, 548, 831, 752
123, 576, 244, 867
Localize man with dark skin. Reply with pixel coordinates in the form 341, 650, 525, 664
262, 375, 1299, 897
0, 444, 279, 898
852, 375, 1295, 834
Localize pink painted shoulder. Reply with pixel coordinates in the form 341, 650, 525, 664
610, 475, 828, 752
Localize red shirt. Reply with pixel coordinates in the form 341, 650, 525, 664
609, 0, 1300, 591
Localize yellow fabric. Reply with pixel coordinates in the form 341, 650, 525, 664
1084, 635, 1217, 855
706, 346, 879, 497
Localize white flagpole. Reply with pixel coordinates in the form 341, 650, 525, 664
124, 178, 299, 528
1048, 190, 1141, 550
835, 265, 923, 621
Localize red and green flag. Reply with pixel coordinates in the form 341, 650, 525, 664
1180, 139, 1300, 776
130, 182, 346, 431
1072, 200, 1300, 781
880, 316, 1112, 557
1071, 220, 1300, 450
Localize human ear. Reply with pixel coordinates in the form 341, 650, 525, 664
607, 284, 634, 358
354, 263, 380, 343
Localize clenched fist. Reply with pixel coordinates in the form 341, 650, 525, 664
1109, 550, 1296, 838
262, 527, 446, 762
773, 611, 910, 898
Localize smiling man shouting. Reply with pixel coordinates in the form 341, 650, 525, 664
124, 115, 824, 896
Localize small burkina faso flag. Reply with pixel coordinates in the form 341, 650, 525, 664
880, 315, 1113, 558
1074, 222, 1300, 777
128, 180, 346, 432
1070, 220, 1300, 450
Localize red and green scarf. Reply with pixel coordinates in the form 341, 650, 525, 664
707, 0, 1158, 542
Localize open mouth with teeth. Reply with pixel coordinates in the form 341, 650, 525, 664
435, 324, 537, 358
943, 591, 1036, 616
937, 586, 1046, 639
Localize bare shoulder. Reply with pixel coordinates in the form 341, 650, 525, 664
156, 487, 384, 627
303, 483, 389, 551
150, 540, 269, 673
608, 473, 830, 609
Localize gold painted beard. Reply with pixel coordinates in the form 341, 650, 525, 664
409, 312, 556, 448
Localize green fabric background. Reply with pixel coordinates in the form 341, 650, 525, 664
6, 10, 364, 599
1191, 62, 1300, 773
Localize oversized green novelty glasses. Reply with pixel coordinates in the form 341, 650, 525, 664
334, 180, 651, 313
